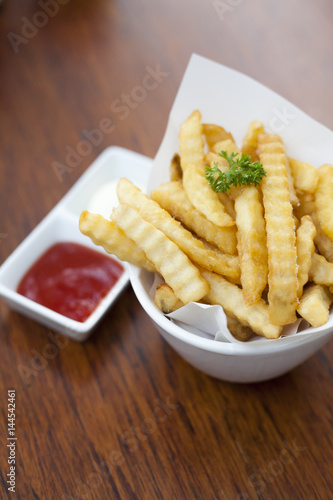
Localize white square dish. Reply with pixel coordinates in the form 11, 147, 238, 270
0, 147, 152, 341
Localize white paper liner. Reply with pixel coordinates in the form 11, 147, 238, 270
144, 54, 333, 344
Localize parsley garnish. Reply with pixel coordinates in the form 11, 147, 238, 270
205, 150, 266, 193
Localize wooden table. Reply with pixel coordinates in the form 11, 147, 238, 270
1, 1, 333, 498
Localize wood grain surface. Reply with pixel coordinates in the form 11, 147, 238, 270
1, 1, 333, 499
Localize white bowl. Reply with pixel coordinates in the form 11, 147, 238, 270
0, 147, 152, 341
127, 54, 333, 383
129, 266, 333, 383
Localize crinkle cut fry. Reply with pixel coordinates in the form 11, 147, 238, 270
212, 138, 268, 304
258, 134, 298, 326
79, 211, 155, 272
117, 178, 239, 280
295, 192, 333, 263
154, 283, 184, 314
315, 164, 333, 241
150, 180, 237, 255
202, 123, 234, 150
296, 215, 316, 297
179, 109, 205, 171
234, 185, 268, 306
241, 120, 265, 162
309, 252, 333, 285
111, 203, 210, 304
289, 158, 319, 193
297, 284, 333, 328
179, 110, 235, 228
200, 268, 282, 339
155, 279, 255, 342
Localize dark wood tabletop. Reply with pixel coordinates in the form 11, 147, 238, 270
1, 1, 333, 499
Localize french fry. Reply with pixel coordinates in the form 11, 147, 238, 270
297, 284, 333, 328
80, 111, 333, 337
294, 191, 315, 218
205, 151, 228, 170
179, 109, 205, 170
234, 186, 268, 305
256, 135, 298, 205
311, 212, 333, 263
169, 153, 182, 182
314, 164, 333, 241
201, 269, 282, 339
241, 120, 265, 161
217, 192, 236, 219
309, 252, 333, 285
116, 178, 239, 280
150, 180, 237, 254
285, 157, 299, 206
154, 283, 184, 313
199, 240, 240, 277
155, 282, 255, 342
182, 163, 235, 228
79, 211, 155, 272
205, 151, 238, 216
202, 123, 234, 150
212, 138, 240, 156
296, 215, 316, 297
258, 134, 298, 325
289, 158, 319, 193
154, 282, 255, 341
208, 143, 243, 200
295, 192, 333, 263
111, 203, 210, 304
179, 111, 235, 228
225, 314, 254, 342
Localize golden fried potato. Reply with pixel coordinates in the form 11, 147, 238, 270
241, 120, 265, 161
296, 215, 316, 297
183, 163, 235, 227
79, 211, 155, 272
286, 159, 299, 206
202, 123, 234, 150
309, 252, 333, 285
179, 111, 235, 228
80, 111, 333, 336
234, 186, 268, 305
289, 158, 319, 193
179, 109, 205, 170
154, 283, 184, 313
314, 164, 333, 241
111, 203, 209, 304
294, 191, 315, 218
201, 268, 282, 339
217, 192, 236, 219
117, 178, 239, 279
212, 138, 240, 156
208, 143, 242, 201
295, 192, 333, 263
225, 314, 254, 342
151, 180, 237, 254
169, 153, 182, 182
297, 284, 333, 328
311, 212, 333, 263
258, 134, 298, 325
205, 151, 228, 169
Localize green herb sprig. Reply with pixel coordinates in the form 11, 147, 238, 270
205, 150, 266, 193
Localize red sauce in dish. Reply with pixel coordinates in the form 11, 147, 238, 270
17, 242, 124, 322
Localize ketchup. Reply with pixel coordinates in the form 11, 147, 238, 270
17, 242, 124, 322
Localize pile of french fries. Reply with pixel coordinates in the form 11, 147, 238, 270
79, 110, 333, 341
